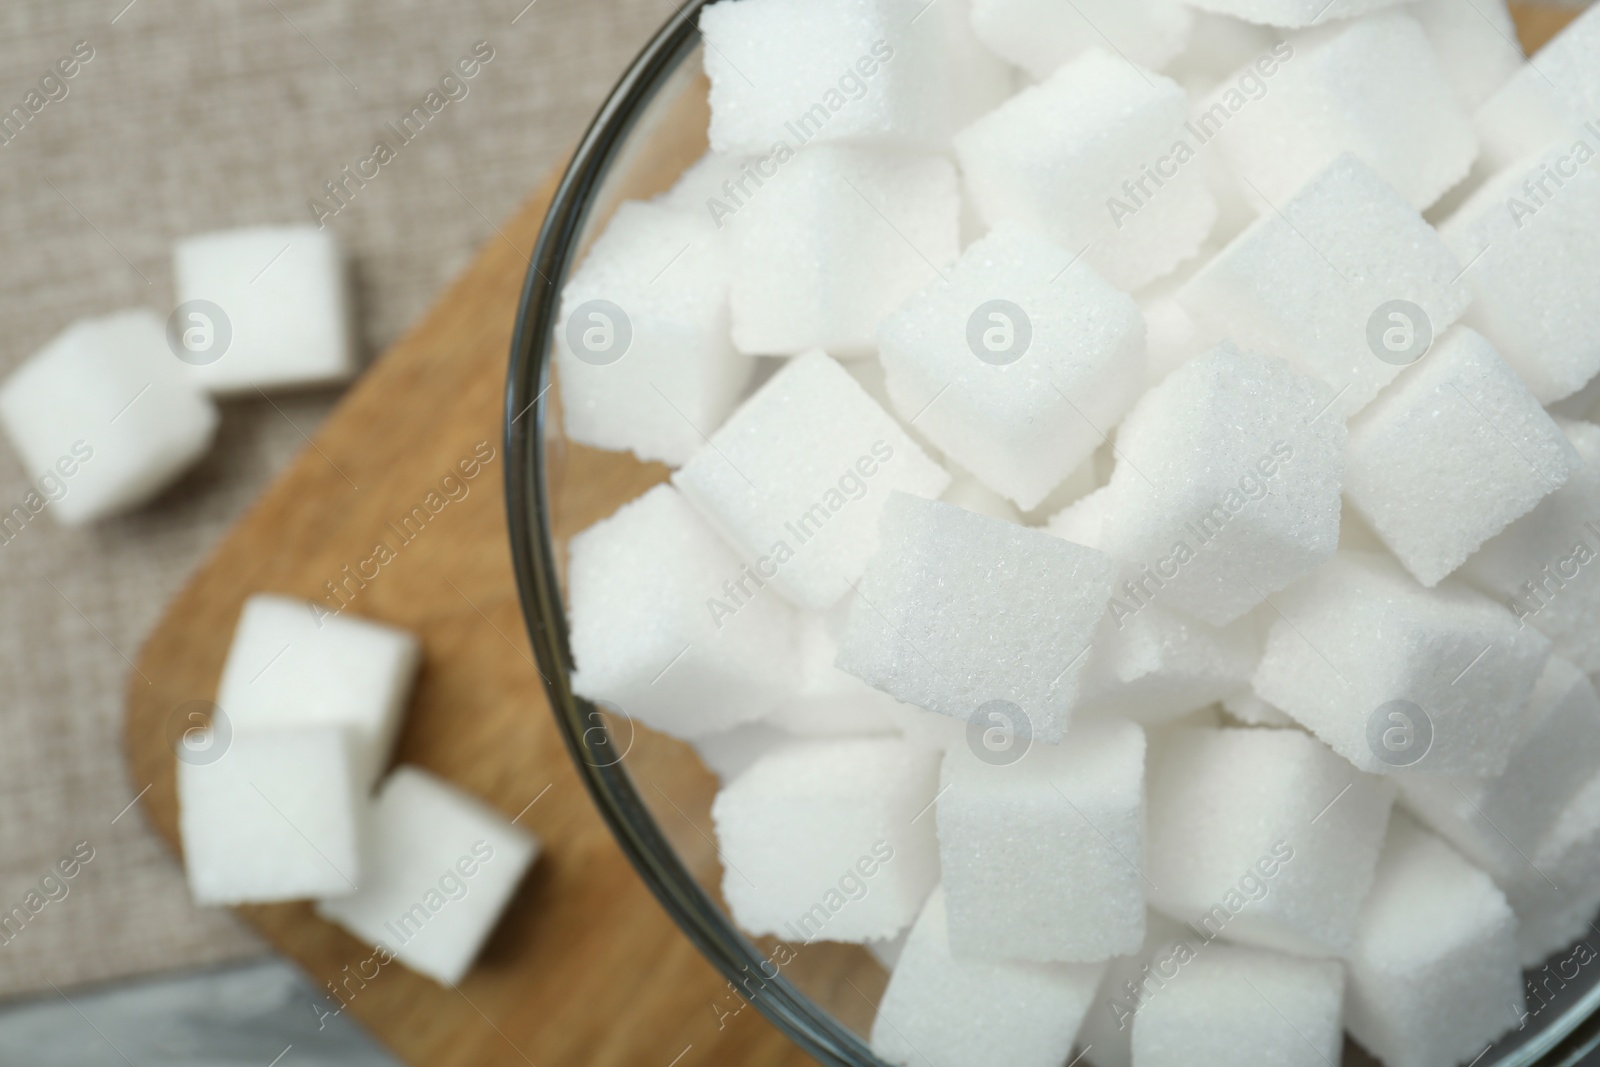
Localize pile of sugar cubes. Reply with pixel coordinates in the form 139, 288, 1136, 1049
0, 224, 356, 527
177, 594, 540, 986
558, 0, 1600, 1063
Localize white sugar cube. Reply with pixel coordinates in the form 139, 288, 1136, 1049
1398, 655, 1600, 875
1077, 607, 1260, 726
215, 594, 420, 790
764, 605, 901, 736
672, 351, 950, 609
1459, 419, 1600, 671
1181, 0, 1407, 28
1498, 771, 1600, 964
1409, 0, 1522, 114
0, 311, 219, 526
179, 727, 362, 905
315, 767, 539, 986
1345, 327, 1579, 585
938, 717, 1146, 963
1146, 727, 1396, 956
691, 721, 798, 783
836, 494, 1117, 742
555, 200, 751, 466
1440, 142, 1600, 404
567, 484, 797, 738
700, 0, 948, 155
1075, 911, 1192, 1067
876, 225, 1147, 510
172, 225, 355, 394
1345, 813, 1525, 1067
1222, 689, 1297, 729
1178, 154, 1471, 418
871, 887, 1106, 1067
1473, 5, 1600, 172
711, 738, 940, 942
1130, 944, 1344, 1067
968, 0, 1192, 80
1253, 552, 1551, 776
1203, 12, 1475, 211
1093, 343, 1345, 626
1163, 14, 1280, 95
954, 50, 1217, 292
723, 145, 958, 356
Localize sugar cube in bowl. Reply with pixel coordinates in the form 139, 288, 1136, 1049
508, 3, 1600, 1065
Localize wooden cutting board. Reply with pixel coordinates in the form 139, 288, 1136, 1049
124, 8, 1573, 1066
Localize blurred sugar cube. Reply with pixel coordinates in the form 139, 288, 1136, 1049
316, 767, 539, 986
938, 717, 1146, 962
567, 484, 797, 738
672, 351, 950, 609
1473, 5, 1600, 172
1180, 0, 1407, 28
1203, 12, 1475, 211
711, 738, 940, 942
1345, 327, 1578, 585
871, 887, 1105, 1067
723, 145, 958, 356
1178, 154, 1471, 418
876, 225, 1146, 511
179, 726, 362, 905
215, 594, 420, 790
1345, 813, 1525, 1067
0, 310, 218, 526
1409, 0, 1522, 114
836, 494, 1116, 742
954, 50, 1217, 291
968, 0, 1192, 80
764, 605, 900, 737
172, 224, 355, 394
1145, 726, 1396, 956
1077, 607, 1260, 725
554, 199, 751, 466
1497, 771, 1600, 965
1254, 552, 1550, 776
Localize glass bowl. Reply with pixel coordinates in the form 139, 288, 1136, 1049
503, 4, 1600, 1064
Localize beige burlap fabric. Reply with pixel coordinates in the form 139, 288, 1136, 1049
0, 0, 660, 998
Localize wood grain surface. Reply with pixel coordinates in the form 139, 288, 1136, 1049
123, 8, 1574, 1066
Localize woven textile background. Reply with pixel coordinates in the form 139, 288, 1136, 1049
0, 0, 658, 998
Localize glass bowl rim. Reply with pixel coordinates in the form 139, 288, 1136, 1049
501, 5, 1600, 1065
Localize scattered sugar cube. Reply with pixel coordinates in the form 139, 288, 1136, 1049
954, 50, 1217, 291
1092, 343, 1345, 626
764, 605, 901, 736
700, 0, 947, 155
723, 145, 958, 356
1409, 0, 1523, 113
938, 717, 1146, 962
836, 494, 1117, 742
1077, 607, 1259, 726
1222, 689, 1297, 729
871, 887, 1106, 1067
1180, 0, 1408, 28
1253, 552, 1551, 776
1130, 944, 1344, 1067
1202, 12, 1475, 210
172, 225, 355, 394
215, 594, 420, 790
1345, 327, 1579, 585
1397, 655, 1600, 875
1075, 911, 1192, 1067
1473, 4, 1600, 172
0, 310, 219, 526
876, 225, 1147, 510
1440, 141, 1600, 404
711, 738, 940, 942
316, 767, 539, 986
1498, 771, 1600, 964
179, 727, 362, 905
555, 200, 752, 466
968, 0, 1192, 80
1178, 154, 1471, 417
567, 484, 797, 738
1145, 727, 1397, 956
672, 351, 950, 609
1345, 813, 1525, 1067
1459, 419, 1600, 671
